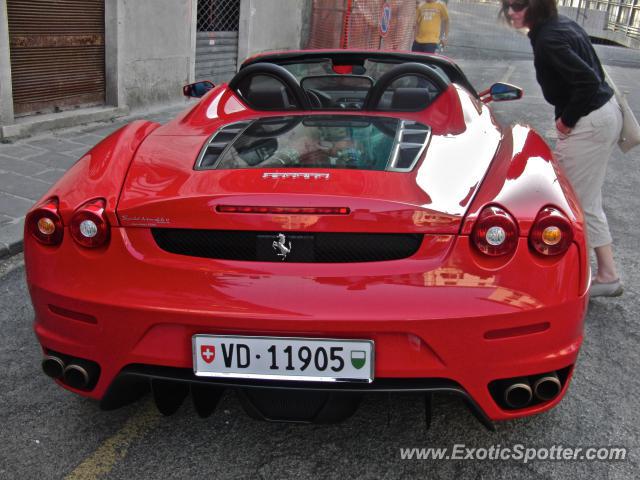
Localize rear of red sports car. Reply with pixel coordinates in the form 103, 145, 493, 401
24, 51, 588, 429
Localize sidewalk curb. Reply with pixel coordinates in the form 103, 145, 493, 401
0, 218, 24, 260
0, 102, 191, 262
0, 239, 23, 260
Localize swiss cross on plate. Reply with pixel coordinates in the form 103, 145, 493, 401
200, 345, 216, 364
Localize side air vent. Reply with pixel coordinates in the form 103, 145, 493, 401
197, 121, 252, 169
388, 121, 430, 172
152, 229, 423, 263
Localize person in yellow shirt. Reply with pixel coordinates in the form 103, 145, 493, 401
413, 0, 450, 54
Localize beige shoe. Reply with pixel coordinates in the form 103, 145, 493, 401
589, 279, 624, 298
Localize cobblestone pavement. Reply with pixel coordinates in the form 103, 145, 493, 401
0, 103, 189, 257
2, 58, 638, 258
1, 14, 640, 479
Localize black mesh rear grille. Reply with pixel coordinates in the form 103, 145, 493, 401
151, 229, 422, 263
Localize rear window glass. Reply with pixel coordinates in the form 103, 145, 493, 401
279, 59, 450, 83
197, 115, 431, 173
281, 60, 333, 81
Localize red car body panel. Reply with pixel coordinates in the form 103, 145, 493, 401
37, 120, 161, 226
117, 87, 494, 234
27, 229, 585, 421
24, 50, 588, 426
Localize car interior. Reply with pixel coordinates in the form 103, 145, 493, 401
197, 56, 452, 173
229, 58, 451, 113
196, 114, 431, 173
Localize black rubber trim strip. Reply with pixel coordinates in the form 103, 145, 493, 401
240, 50, 478, 98
100, 364, 495, 431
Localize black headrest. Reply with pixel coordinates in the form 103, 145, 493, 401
390, 87, 432, 111
246, 85, 291, 110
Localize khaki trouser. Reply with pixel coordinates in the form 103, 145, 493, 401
554, 97, 623, 248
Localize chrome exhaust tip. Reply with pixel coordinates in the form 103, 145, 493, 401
63, 364, 92, 390
504, 378, 533, 409
533, 372, 562, 402
42, 355, 65, 379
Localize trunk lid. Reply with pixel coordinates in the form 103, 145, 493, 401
117, 122, 500, 233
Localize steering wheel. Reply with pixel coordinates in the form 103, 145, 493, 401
305, 88, 333, 108
363, 62, 450, 111
229, 63, 312, 110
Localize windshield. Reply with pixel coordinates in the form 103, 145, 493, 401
280, 59, 449, 83
198, 115, 431, 173
281, 60, 333, 81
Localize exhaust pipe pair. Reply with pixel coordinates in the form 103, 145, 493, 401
42, 355, 65, 379
532, 372, 562, 402
503, 372, 562, 409
503, 378, 533, 409
41, 354, 98, 390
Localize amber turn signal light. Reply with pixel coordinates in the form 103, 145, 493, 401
27, 198, 64, 246
529, 207, 573, 256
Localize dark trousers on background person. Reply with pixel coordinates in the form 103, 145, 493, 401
412, 41, 438, 53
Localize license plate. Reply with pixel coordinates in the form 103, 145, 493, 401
192, 335, 374, 382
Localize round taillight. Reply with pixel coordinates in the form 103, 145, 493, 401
79, 219, 99, 238
472, 205, 519, 256
529, 207, 574, 256
70, 199, 110, 248
27, 198, 63, 246
37, 217, 57, 235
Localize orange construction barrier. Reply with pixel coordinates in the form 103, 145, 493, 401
307, 0, 415, 51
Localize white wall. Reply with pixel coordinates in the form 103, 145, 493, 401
108, 0, 195, 110
0, 0, 14, 124
238, 0, 306, 65
2, 0, 307, 126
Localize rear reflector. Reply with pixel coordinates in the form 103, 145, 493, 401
217, 205, 350, 215
484, 322, 550, 340
48, 305, 98, 325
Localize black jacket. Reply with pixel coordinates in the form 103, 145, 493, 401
528, 15, 613, 128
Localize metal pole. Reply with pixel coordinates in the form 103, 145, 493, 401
576, 0, 582, 22
627, 0, 637, 34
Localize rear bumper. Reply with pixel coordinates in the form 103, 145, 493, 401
102, 365, 498, 429
26, 228, 587, 423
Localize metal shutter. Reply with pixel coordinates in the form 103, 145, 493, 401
195, 0, 240, 84
7, 0, 105, 117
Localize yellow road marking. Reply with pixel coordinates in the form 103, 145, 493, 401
65, 400, 161, 480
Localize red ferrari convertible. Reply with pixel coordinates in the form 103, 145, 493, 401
24, 50, 588, 430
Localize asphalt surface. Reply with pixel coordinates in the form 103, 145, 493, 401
2, 5, 640, 480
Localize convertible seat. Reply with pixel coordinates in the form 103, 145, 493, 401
246, 85, 292, 110
390, 87, 433, 111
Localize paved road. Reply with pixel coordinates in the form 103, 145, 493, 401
2, 63, 640, 479
0, 105, 187, 257
447, 1, 640, 68
1, 248, 639, 479
1, 9, 640, 479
